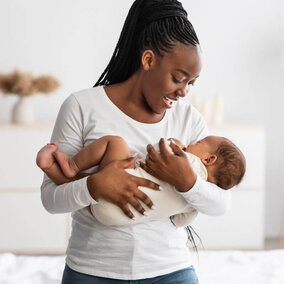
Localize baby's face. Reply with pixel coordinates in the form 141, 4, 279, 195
185, 136, 225, 159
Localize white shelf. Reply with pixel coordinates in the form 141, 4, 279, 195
0, 122, 71, 253
0, 123, 54, 188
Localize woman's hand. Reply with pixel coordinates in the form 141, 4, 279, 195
87, 156, 161, 219
140, 138, 197, 192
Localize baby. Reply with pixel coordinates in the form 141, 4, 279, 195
36, 135, 246, 227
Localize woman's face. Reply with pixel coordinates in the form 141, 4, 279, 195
141, 42, 202, 115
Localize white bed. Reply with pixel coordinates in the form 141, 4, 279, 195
0, 250, 283, 284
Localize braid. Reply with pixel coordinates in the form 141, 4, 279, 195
185, 225, 203, 254
94, 0, 200, 87
94, 0, 144, 86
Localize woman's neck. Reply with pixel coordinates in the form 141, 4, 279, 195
104, 72, 165, 124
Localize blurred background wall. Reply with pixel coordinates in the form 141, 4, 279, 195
0, 0, 283, 240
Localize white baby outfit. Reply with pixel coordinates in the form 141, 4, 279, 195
90, 142, 208, 227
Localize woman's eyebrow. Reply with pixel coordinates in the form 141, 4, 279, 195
174, 69, 200, 81
174, 68, 190, 77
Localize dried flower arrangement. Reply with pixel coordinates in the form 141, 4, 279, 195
0, 70, 60, 97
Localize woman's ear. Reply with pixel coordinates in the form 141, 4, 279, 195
202, 154, 217, 166
141, 49, 155, 71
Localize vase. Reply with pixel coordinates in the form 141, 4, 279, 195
11, 97, 34, 124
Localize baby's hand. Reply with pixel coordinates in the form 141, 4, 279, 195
167, 138, 186, 151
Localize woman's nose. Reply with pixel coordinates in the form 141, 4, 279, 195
176, 85, 189, 98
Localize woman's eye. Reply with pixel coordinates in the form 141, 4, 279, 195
172, 76, 182, 83
172, 75, 195, 86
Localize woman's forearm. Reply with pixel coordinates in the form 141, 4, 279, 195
41, 174, 97, 214
176, 176, 231, 216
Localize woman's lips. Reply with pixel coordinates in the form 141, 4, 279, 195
163, 96, 175, 108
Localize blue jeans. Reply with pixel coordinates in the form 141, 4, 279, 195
61, 264, 199, 284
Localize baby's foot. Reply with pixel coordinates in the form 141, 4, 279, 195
36, 142, 58, 171
53, 151, 79, 178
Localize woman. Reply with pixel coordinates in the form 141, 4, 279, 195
41, 0, 230, 283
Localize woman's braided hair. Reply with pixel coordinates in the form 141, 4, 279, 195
94, 0, 199, 87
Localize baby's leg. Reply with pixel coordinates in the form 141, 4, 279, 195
53, 135, 133, 178
96, 136, 133, 170
67, 135, 132, 217
36, 142, 58, 171
36, 143, 76, 185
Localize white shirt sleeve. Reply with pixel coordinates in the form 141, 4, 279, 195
176, 175, 231, 216
40, 94, 98, 214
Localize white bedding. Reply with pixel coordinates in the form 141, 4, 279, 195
0, 250, 283, 284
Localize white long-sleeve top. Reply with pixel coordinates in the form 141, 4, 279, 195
40, 86, 231, 280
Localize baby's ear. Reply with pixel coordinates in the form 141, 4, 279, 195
202, 154, 217, 166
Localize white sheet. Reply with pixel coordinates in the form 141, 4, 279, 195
0, 250, 283, 284
193, 250, 284, 284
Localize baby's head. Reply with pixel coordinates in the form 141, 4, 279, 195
185, 136, 246, 190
